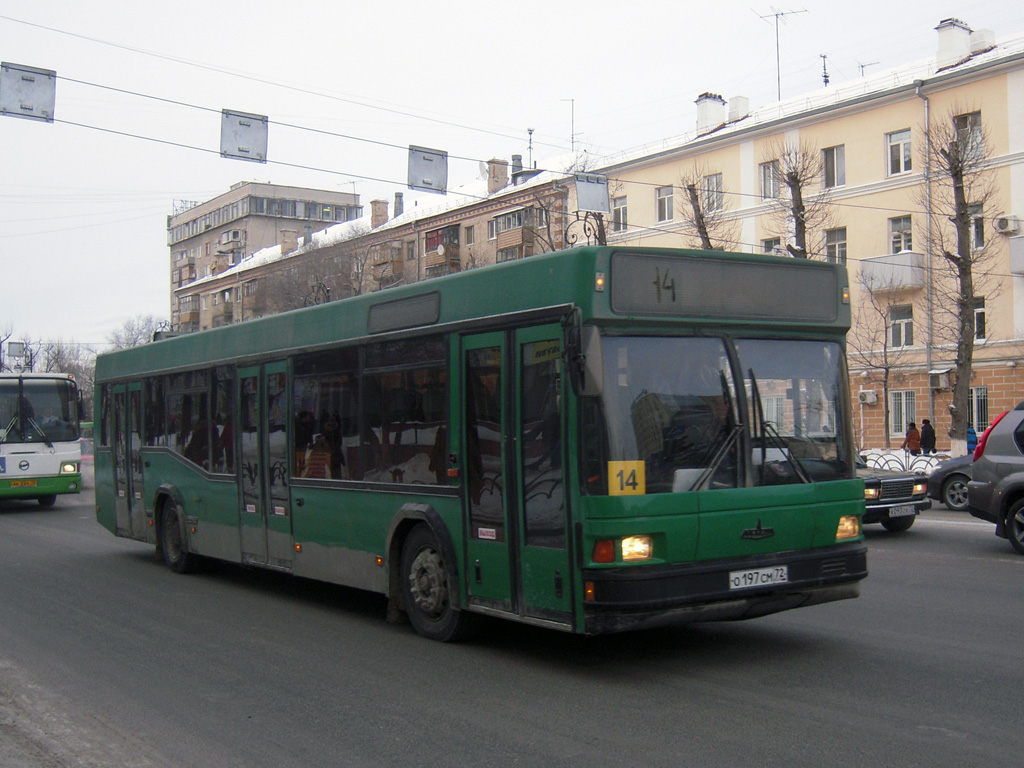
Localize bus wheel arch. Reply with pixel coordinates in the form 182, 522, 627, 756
155, 488, 197, 574
387, 504, 472, 641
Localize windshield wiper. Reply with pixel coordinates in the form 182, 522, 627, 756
748, 368, 810, 484
0, 416, 17, 446
26, 416, 54, 448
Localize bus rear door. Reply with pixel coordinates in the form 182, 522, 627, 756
112, 382, 146, 538
462, 324, 572, 627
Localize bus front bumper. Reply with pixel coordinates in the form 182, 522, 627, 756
581, 541, 867, 634
0, 475, 82, 499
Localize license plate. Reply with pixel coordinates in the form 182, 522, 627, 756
11, 479, 38, 488
889, 504, 916, 518
729, 565, 789, 590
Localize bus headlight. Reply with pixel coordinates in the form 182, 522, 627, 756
836, 515, 860, 540
60, 462, 79, 474
621, 535, 653, 561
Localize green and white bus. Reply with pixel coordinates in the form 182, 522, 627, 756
94, 246, 866, 640
1, 372, 83, 505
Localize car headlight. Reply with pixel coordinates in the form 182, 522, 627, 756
913, 481, 927, 495
864, 487, 880, 501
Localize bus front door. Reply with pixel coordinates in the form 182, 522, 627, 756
238, 362, 294, 570
462, 325, 572, 627
112, 382, 146, 539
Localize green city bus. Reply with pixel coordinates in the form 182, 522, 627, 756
94, 246, 867, 640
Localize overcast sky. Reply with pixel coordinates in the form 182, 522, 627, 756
2, 0, 1024, 350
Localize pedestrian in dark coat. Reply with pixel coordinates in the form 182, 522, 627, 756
920, 419, 936, 454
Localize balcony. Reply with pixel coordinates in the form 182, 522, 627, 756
858, 251, 925, 292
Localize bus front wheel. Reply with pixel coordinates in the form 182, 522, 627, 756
159, 499, 197, 574
400, 525, 472, 642
37, 495, 57, 507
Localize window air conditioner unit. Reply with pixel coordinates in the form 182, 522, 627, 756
930, 372, 950, 390
994, 215, 1019, 235
858, 390, 877, 405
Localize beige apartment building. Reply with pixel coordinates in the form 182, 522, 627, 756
174, 158, 575, 332
168, 181, 361, 332
597, 17, 1024, 452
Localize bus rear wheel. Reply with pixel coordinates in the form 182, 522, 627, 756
37, 495, 57, 507
400, 525, 472, 642
159, 499, 197, 574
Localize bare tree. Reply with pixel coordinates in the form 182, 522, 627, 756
0, 324, 12, 371
677, 164, 738, 250
915, 106, 1001, 452
761, 140, 836, 259
108, 315, 167, 349
38, 340, 96, 416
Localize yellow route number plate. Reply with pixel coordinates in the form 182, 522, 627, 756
11, 480, 38, 488
608, 461, 645, 495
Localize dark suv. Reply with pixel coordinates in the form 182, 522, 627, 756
967, 404, 1024, 554
857, 457, 930, 532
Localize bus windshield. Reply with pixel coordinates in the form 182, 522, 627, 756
586, 336, 850, 494
0, 377, 80, 445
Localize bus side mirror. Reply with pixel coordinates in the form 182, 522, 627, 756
568, 324, 603, 397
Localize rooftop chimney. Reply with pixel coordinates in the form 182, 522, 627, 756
727, 95, 750, 123
936, 18, 972, 70
279, 229, 298, 255
370, 199, 389, 229
487, 159, 509, 195
394, 192, 404, 217
512, 154, 523, 175
695, 92, 727, 136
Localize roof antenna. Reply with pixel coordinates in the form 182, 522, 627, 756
820, 53, 830, 87
757, 7, 808, 100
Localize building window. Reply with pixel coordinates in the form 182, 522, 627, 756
760, 160, 781, 199
824, 227, 847, 264
969, 204, 985, 249
656, 186, 673, 222
955, 111, 983, 160
887, 129, 912, 174
465, 225, 475, 246
497, 246, 519, 262
762, 237, 781, 254
491, 210, 525, 237
890, 305, 914, 348
703, 173, 723, 212
889, 215, 913, 253
612, 197, 628, 232
975, 297, 986, 340
534, 207, 548, 230
890, 390, 917, 437
970, 386, 989, 431
823, 145, 846, 188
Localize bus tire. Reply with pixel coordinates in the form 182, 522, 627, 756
159, 498, 197, 574
37, 495, 57, 507
1005, 500, 1024, 555
400, 524, 472, 642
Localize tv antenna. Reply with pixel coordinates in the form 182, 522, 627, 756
820, 53, 830, 87
857, 60, 879, 77
757, 7, 808, 100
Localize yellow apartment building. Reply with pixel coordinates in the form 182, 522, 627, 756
597, 17, 1024, 453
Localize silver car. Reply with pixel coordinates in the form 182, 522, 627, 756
967, 404, 1024, 555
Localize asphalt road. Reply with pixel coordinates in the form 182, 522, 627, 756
1, 488, 1021, 768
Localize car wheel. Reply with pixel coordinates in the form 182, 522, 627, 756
941, 474, 969, 512
881, 514, 915, 532
1005, 500, 1024, 555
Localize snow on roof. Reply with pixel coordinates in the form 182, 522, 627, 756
595, 27, 1024, 170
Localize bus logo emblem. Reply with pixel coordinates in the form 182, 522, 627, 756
741, 520, 775, 540
19, 460, 30, 471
